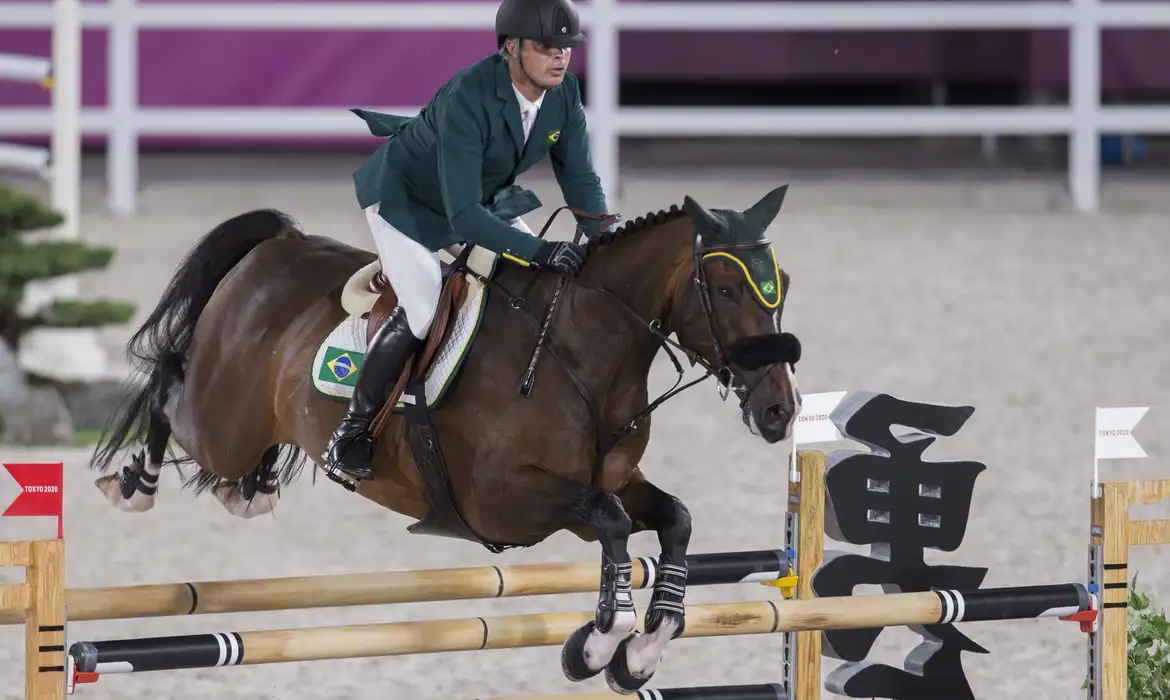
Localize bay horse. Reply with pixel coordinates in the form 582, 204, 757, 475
88, 184, 803, 694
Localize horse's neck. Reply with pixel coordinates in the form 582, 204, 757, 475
584, 219, 693, 328
563, 219, 695, 422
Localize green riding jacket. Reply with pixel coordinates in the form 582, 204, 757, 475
350, 53, 609, 264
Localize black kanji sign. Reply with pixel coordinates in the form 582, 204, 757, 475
811, 390, 989, 700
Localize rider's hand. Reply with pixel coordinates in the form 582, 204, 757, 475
532, 240, 587, 277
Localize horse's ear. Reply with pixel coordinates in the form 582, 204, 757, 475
682, 195, 723, 235
744, 184, 789, 235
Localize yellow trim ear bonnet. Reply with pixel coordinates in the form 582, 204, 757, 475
686, 185, 788, 309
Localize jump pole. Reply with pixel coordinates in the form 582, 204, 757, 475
0, 548, 791, 626
66, 584, 1091, 677
0, 453, 826, 628
472, 689, 787, 700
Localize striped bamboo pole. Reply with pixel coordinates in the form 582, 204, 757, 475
69, 584, 1090, 677
0, 550, 787, 626
473, 686, 786, 700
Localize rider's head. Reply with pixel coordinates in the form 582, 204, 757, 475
495, 0, 585, 92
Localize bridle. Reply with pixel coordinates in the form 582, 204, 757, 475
458, 205, 797, 480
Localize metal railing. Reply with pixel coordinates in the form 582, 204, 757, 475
3, 0, 1170, 215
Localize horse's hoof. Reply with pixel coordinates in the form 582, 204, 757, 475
95, 473, 121, 502
214, 483, 277, 519
95, 472, 155, 513
560, 621, 603, 682
604, 633, 653, 695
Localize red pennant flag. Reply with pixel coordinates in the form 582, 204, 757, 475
2, 463, 64, 539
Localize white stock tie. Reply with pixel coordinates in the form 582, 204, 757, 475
521, 106, 536, 144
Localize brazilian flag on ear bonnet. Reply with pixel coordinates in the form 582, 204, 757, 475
682, 185, 788, 310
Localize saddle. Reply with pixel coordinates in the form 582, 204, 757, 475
329, 206, 622, 553
338, 244, 497, 439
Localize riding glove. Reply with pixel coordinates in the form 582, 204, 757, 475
532, 240, 587, 277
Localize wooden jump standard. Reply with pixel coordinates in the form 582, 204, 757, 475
67, 584, 1089, 676
3, 451, 1164, 700
1087, 477, 1170, 700
2, 450, 821, 700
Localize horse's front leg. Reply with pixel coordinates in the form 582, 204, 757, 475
605, 472, 692, 694
560, 488, 638, 684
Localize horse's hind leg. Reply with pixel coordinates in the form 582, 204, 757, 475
95, 356, 182, 512
212, 445, 282, 519
603, 473, 693, 694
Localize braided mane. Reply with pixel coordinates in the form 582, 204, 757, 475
583, 204, 689, 257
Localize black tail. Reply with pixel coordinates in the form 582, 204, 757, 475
90, 209, 303, 474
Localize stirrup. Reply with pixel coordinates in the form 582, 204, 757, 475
323, 464, 359, 492
321, 434, 372, 492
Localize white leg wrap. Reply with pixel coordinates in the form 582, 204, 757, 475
582, 608, 638, 672
623, 617, 681, 678
97, 457, 160, 513
122, 461, 159, 512
113, 489, 155, 512
583, 568, 637, 671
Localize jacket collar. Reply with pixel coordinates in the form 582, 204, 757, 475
494, 56, 561, 157
495, 57, 526, 154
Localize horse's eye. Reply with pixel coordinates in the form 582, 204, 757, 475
718, 286, 735, 298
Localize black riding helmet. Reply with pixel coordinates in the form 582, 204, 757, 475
495, 0, 587, 50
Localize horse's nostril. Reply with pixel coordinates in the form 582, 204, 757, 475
763, 405, 786, 427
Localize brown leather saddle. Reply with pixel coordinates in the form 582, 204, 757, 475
332, 244, 511, 549
363, 247, 472, 440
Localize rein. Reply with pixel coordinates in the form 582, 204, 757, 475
458, 205, 782, 479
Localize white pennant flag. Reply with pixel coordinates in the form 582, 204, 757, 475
1095, 406, 1148, 460
790, 390, 848, 482
1093, 406, 1149, 496
794, 391, 848, 445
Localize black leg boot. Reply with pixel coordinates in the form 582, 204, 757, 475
323, 305, 421, 481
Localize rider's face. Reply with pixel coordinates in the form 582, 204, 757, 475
517, 39, 571, 89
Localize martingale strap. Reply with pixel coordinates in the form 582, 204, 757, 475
516, 206, 623, 397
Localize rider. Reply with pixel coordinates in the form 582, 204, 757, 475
323, 0, 611, 483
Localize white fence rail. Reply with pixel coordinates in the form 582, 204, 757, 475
0, 1, 77, 238
0, 0, 111, 383
3, 0, 1170, 215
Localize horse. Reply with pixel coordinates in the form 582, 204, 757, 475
87, 183, 803, 694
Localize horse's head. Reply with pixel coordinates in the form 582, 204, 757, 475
674, 185, 802, 443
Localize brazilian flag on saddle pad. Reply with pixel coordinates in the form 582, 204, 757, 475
318, 347, 364, 388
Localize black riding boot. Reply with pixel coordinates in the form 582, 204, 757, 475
323, 305, 421, 481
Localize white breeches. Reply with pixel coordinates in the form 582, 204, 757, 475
364, 203, 533, 340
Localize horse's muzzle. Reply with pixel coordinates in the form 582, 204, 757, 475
755, 401, 795, 443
